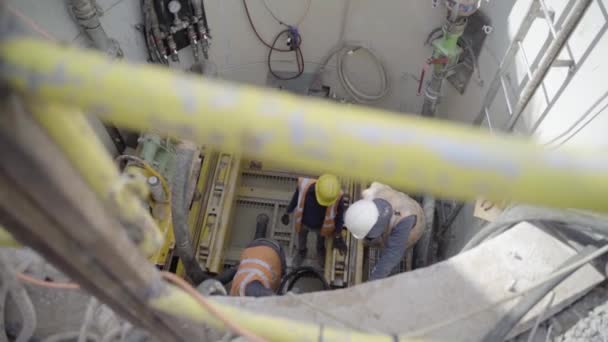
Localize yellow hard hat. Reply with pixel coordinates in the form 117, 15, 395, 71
315, 174, 341, 206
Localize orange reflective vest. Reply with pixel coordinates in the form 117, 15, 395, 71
229, 245, 283, 296
294, 177, 342, 238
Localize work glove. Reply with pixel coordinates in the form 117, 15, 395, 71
281, 213, 290, 225
333, 236, 348, 255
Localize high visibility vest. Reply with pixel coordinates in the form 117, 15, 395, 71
294, 177, 342, 238
229, 245, 283, 297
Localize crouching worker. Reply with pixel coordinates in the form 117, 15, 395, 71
345, 182, 425, 280
229, 238, 286, 297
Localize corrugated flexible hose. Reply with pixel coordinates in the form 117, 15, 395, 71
170, 147, 209, 285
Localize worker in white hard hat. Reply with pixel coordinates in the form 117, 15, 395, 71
282, 174, 347, 268
345, 182, 425, 280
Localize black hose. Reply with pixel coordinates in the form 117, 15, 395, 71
214, 266, 238, 285
482, 246, 597, 341
170, 147, 209, 285
268, 29, 304, 80
278, 267, 329, 295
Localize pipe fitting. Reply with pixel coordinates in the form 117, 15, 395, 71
69, 0, 123, 58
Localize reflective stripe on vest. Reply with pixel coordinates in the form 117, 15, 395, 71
229, 245, 282, 297
240, 258, 277, 282
294, 177, 341, 237
235, 268, 271, 296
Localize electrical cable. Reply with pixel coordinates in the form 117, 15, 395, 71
5, 3, 56, 41
311, 0, 390, 103
242, 0, 290, 52
15, 273, 80, 290
337, 46, 390, 103
261, 0, 311, 27
526, 292, 555, 342
542, 91, 608, 146
424, 27, 443, 46
243, 0, 306, 80
285, 292, 372, 332
267, 29, 304, 80
460, 37, 483, 86
141, 0, 167, 65
160, 271, 267, 342
550, 100, 608, 148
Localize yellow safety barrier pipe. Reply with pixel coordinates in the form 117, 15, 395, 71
29, 102, 163, 256
2, 38, 608, 212
0, 226, 20, 248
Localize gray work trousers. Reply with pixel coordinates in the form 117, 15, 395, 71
297, 225, 325, 258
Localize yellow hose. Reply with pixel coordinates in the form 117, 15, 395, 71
2, 38, 608, 211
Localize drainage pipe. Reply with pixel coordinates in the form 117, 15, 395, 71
170, 146, 209, 285
69, 0, 122, 58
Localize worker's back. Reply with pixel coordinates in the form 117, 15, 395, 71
363, 182, 425, 248
229, 239, 285, 297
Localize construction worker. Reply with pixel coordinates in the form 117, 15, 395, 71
229, 238, 286, 297
282, 174, 347, 268
345, 182, 425, 280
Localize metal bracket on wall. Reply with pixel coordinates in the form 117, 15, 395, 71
195, 153, 241, 273
446, 10, 491, 94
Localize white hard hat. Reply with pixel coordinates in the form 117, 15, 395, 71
345, 199, 393, 240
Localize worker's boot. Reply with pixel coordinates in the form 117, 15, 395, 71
292, 249, 306, 268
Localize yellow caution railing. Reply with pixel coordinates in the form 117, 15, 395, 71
2, 38, 607, 212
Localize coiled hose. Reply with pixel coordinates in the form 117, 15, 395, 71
170, 147, 209, 285
336, 45, 390, 103
278, 267, 329, 295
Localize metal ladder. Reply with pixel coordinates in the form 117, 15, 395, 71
473, 0, 596, 133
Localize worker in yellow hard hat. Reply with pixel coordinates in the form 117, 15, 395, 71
282, 174, 347, 268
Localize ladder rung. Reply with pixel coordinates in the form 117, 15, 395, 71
484, 107, 494, 133
553, 59, 575, 68
500, 76, 514, 116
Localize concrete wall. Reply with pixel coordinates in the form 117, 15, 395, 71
8, 0, 447, 113
441, 0, 608, 150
